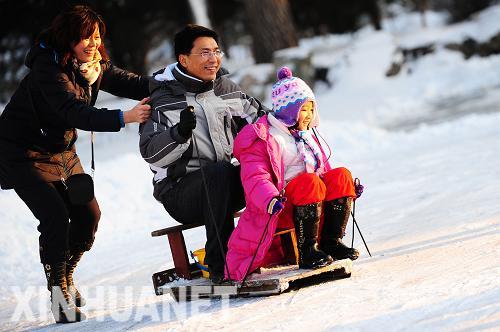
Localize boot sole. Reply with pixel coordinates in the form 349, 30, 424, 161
331, 253, 359, 261
299, 258, 333, 270
53, 308, 87, 323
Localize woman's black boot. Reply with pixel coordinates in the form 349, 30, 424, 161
293, 203, 333, 269
321, 197, 359, 260
66, 250, 86, 307
43, 262, 86, 323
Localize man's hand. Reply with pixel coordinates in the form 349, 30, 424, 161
178, 106, 197, 138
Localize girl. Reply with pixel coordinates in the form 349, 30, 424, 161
226, 67, 362, 281
0, 5, 150, 323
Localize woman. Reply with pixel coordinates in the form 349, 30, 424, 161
0, 5, 150, 323
225, 67, 363, 282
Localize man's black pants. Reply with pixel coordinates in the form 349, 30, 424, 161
14, 180, 101, 264
161, 161, 245, 274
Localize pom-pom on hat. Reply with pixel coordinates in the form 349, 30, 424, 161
271, 66, 316, 127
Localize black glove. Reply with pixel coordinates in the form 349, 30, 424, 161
177, 106, 197, 139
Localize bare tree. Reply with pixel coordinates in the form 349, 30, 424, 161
414, 0, 429, 27
244, 0, 298, 63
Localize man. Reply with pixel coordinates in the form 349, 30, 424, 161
139, 25, 267, 283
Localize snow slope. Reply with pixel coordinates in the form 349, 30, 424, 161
1, 5, 499, 332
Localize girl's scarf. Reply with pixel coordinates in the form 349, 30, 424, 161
75, 50, 102, 85
289, 129, 324, 174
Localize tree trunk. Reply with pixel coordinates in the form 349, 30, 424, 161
366, 0, 382, 31
415, 0, 429, 28
244, 0, 298, 63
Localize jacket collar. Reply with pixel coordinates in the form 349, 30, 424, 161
252, 115, 272, 141
267, 113, 291, 137
172, 64, 214, 93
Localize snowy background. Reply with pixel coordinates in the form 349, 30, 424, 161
1, 5, 499, 331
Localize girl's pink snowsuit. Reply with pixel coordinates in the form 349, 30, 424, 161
226, 115, 354, 281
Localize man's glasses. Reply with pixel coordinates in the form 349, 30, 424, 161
190, 50, 225, 59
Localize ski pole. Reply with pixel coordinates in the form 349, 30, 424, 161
351, 178, 371, 257
240, 213, 274, 286
189, 106, 233, 284
351, 177, 360, 248
351, 192, 356, 248
350, 211, 372, 257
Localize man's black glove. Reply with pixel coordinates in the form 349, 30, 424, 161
178, 106, 196, 139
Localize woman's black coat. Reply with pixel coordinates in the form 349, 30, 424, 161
0, 44, 149, 189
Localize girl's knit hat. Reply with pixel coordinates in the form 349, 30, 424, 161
271, 66, 317, 127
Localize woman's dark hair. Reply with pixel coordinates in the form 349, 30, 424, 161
174, 24, 219, 61
44, 5, 109, 66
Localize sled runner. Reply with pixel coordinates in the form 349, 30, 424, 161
151, 221, 352, 301
157, 259, 352, 301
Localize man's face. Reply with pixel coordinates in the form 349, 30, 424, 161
179, 36, 222, 82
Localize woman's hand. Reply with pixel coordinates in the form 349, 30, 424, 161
123, 97, 151, 124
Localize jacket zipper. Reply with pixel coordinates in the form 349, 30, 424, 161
223, 115, 231, 145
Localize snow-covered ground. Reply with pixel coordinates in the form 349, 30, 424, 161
1, 5, 500, 331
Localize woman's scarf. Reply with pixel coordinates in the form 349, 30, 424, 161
75, 50, 102, 85
289, 129, 324, 174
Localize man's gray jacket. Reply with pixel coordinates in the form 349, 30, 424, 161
139, 63, 268, 201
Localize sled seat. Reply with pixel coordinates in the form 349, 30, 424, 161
151, 211, 298, 281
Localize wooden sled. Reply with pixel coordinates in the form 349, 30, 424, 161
151, 218, 352, 301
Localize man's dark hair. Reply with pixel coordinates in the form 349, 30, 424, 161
174, 24, 219, 61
